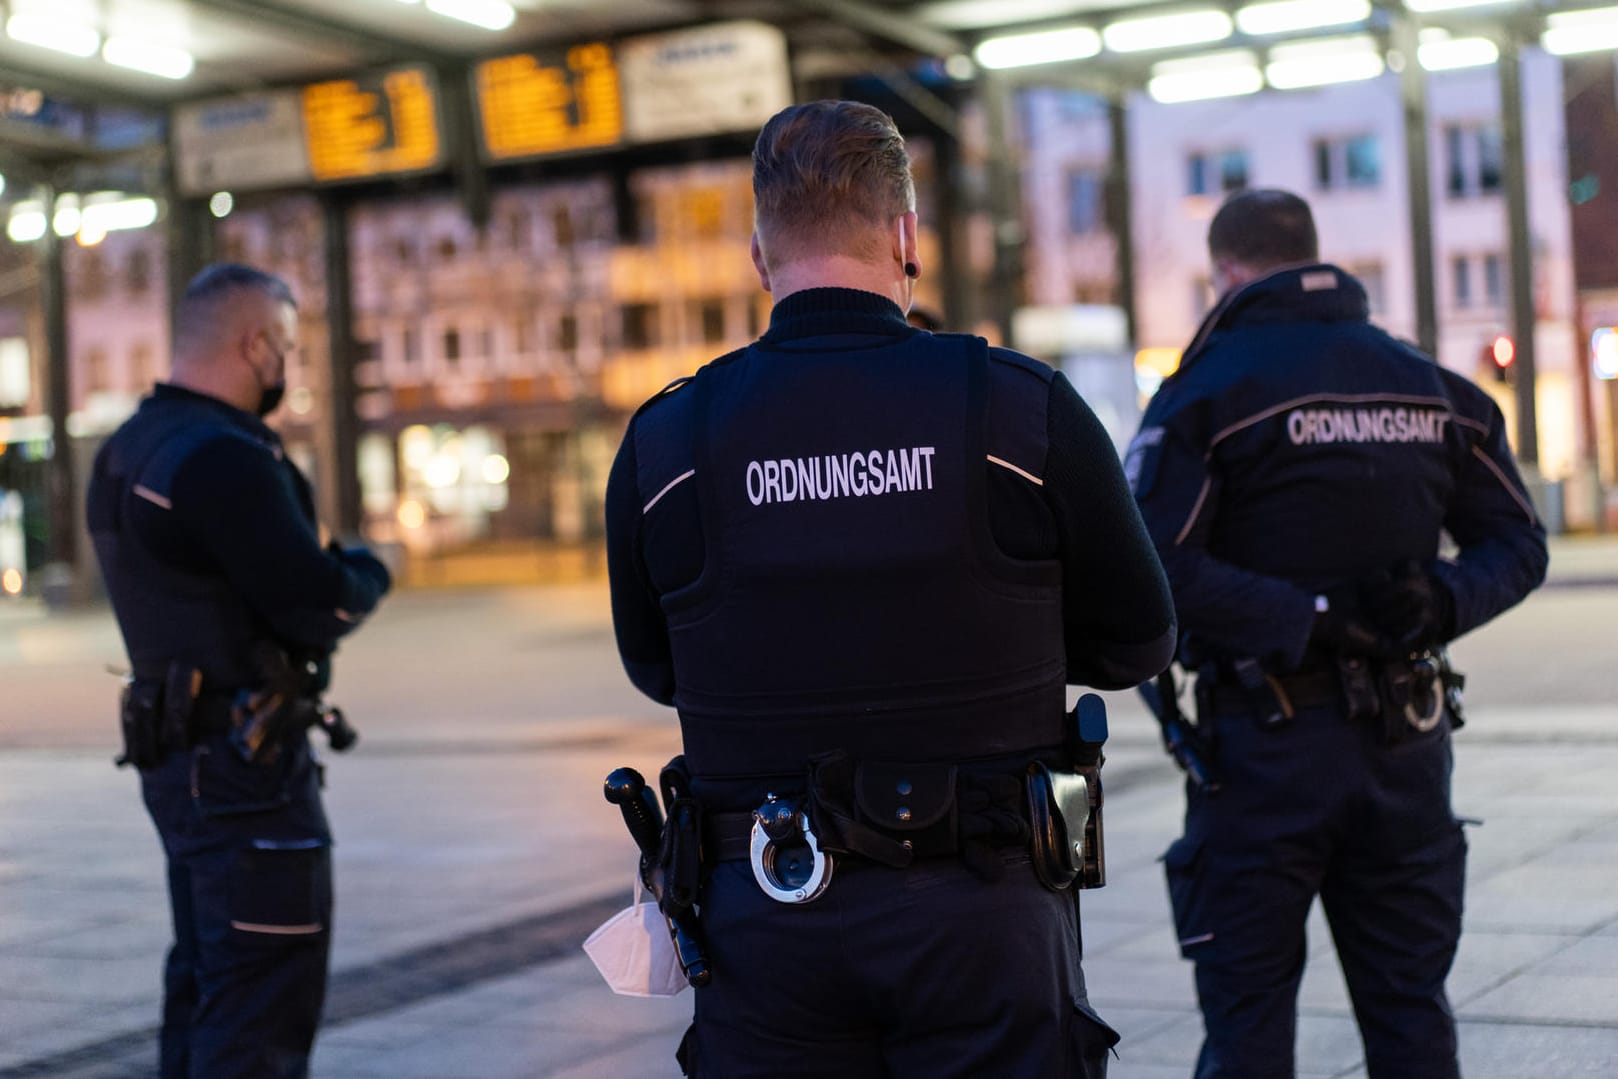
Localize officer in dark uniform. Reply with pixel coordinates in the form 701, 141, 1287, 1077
606, 100, 1177, 1077
1128, 190, 1548, 1079
86, 264, 391, 1078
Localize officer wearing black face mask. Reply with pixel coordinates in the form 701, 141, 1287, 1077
1128, 191, 1548, 1079
86, 263, 391, 1079
606, 101, 1176, 1077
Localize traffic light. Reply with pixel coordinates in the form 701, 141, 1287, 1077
1486, 335, 1514, 384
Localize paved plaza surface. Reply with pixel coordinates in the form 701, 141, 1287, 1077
1, 537, 1615, 1078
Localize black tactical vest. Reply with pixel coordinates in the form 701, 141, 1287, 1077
87, 393, 295, 689
655, 333, 1068, 786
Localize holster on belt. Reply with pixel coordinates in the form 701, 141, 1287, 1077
116, 661, 207, 770
656, 757, 704, 916
116, 678, 162, 770
1025, 763, 1091, 891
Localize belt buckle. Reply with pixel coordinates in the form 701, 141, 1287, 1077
1403, 657, 1445, 733
748, 794, 833, 904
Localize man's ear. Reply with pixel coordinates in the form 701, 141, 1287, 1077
894, 211, 920, 279
750, 233, 772, 293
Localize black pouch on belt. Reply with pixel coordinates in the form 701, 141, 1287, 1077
161, 663, 203, 752
853, 761, 959, 858
117, 680, 162, 770
1025, 762, 1092, 892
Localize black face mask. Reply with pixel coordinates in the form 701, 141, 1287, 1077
256, 381, 286, 418
250, 341, 287, 418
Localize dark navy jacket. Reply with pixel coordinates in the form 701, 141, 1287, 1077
607, 287, 1175, 804
88, 384, 390, 690
1128, 264, 1548, 671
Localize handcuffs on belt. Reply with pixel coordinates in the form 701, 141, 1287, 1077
749, 793, 834, 904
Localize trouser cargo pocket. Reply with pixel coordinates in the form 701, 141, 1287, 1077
1069, 998, 1121, 1077
1164, 834, 1215, 959
229, 840, 331, 937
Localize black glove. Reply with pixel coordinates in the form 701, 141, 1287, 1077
1309, 586, 1398, 658
1361, 560, 1455, 654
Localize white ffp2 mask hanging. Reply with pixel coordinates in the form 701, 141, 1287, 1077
582, 876, 688, 998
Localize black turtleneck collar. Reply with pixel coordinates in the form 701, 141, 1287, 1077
1180, 264, 1370, 371
151, 382, 279, 441
760, 287, 911, 344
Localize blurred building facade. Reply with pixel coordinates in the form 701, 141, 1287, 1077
1018, 51, 1606, 526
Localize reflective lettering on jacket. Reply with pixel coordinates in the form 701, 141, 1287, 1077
1286, 407, 1450, 445
745, 447, 937, 505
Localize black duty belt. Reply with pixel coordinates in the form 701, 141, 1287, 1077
1209, 667, 1339, 716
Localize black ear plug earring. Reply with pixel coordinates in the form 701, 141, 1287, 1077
904, 262, 919, 278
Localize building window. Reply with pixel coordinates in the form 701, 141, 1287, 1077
80, 251, 107, 301
1067, 169, 1104, 234
1482, 253, 1505, 307
131, 342, 157, 387
1445, 125, 1504, 198
84, 346, 109, 393
437, 237, 458, 263
621, 304, 655, 350
694, 300, 726, 344
128, 249, 152, 296
1314, 135, 1380, 190
559, 314, 579, 355
403, 327, 421, 366
443, 328, 461, 365
1188, 149, 1247, 197
553, 206, 574, 249
514, 317, 535, 355
1452, 255, 1472, 308
1344, 261, 1386, 313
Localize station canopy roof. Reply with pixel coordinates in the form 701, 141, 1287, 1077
0, 0, 1614, 185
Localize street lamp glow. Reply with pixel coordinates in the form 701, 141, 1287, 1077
6, 204, 46, 243
209, 191, 234, 218
423, 0, 515, 30
103, 37, 194, 80
1542, 7, 1618, 56
973, 26, 1102, 69
1102, 10, 1233, 53
81, 197, 159, 233
1235, 0, 1370, 36
1418, 35, 1499, 70
1265, 35, 1385, 89
52, 197, 81, 238
5, 14, 99, 57
1148, 51, 1264, 102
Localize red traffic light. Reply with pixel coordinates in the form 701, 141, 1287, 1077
1491, 335, 1515, 369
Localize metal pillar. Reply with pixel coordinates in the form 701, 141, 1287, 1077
322, 195, 362, 537
40, 185, 76, 573
980, 71, 1025, 344
933, 122, 972, 330
1499, 40, 1540, 469
165, 195, 215, 333
1106, 94, 1139, 346
1395, 16, 1439, 358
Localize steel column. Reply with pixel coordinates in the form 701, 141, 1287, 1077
1107, 95, 1139, 346
1395, 16, 1439, 358
1499, 40, 1540, 468
322, 195, 362, 537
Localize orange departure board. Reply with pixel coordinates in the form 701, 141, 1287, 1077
476, 44, 623, 161
302, 67, 443, 182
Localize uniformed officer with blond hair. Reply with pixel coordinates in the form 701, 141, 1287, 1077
606, 100, 1176, 1077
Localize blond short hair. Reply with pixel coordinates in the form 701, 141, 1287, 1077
751, 100, 915, 262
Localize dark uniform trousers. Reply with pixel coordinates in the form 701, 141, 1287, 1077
684, 853, 1117, 1078
1165, 701, 1464, 1079
140, 733, 333, 1079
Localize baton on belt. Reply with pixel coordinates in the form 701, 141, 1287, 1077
1138, 669, 1220, 793
603, 767, 712, 988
